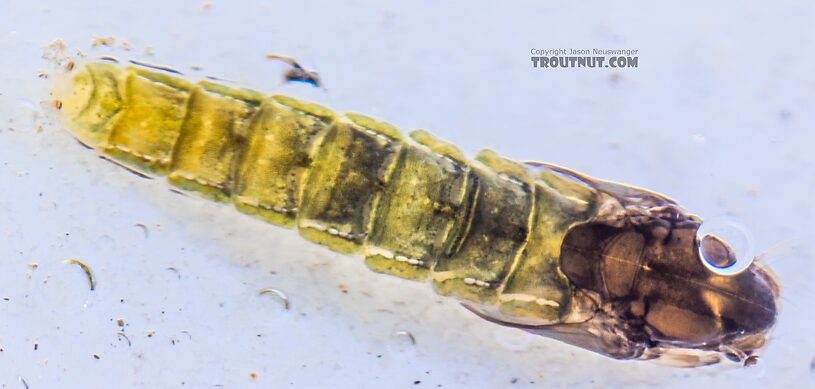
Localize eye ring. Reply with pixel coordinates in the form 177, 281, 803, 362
697, 218, 755, 276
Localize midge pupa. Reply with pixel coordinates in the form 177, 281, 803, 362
50, 60, 779, 367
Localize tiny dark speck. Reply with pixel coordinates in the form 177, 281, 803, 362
34, 344, 38, 351
93, 354, 100, 359
413, 381, 421, 385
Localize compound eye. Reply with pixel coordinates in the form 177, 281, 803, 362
697, 219, 754, 276
700, 234, 737, 268
696, 218, 754, 276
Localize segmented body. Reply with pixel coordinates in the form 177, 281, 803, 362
52, 61, 782, 366
57, 61, 602, 325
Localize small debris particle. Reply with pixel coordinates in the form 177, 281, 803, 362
147, 330, 155, 337
37, 71, 48, 79
119, 41, 133, 51
116, 318, 125, 327
116, 332, 132, 347
142, 46, 155, 56
510, 378, 518, 384
54, 100, 63, 110
34, 343, 38, 351
265, 53, 323, 88
92, 353, 100, 359
29, 263, 39, 270
65, 60, 75, 71
41, 39, 68, 66
414, 381, 421, 385
166, 266, 181, 279
258, 287, 290, 310
90, 36, 116, 48
63, 258, 95, 290
18, 376, 29, 389
134, 223, 149, 238
282, 68, 322, 88
394, 330, 416, 345
249, 372, 258, 380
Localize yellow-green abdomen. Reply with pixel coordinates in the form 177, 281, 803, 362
54, 61, 598, 326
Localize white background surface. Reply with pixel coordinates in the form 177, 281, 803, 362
1, 1, 813, 388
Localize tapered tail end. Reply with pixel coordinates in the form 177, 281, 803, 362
50, 61, 123, 148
